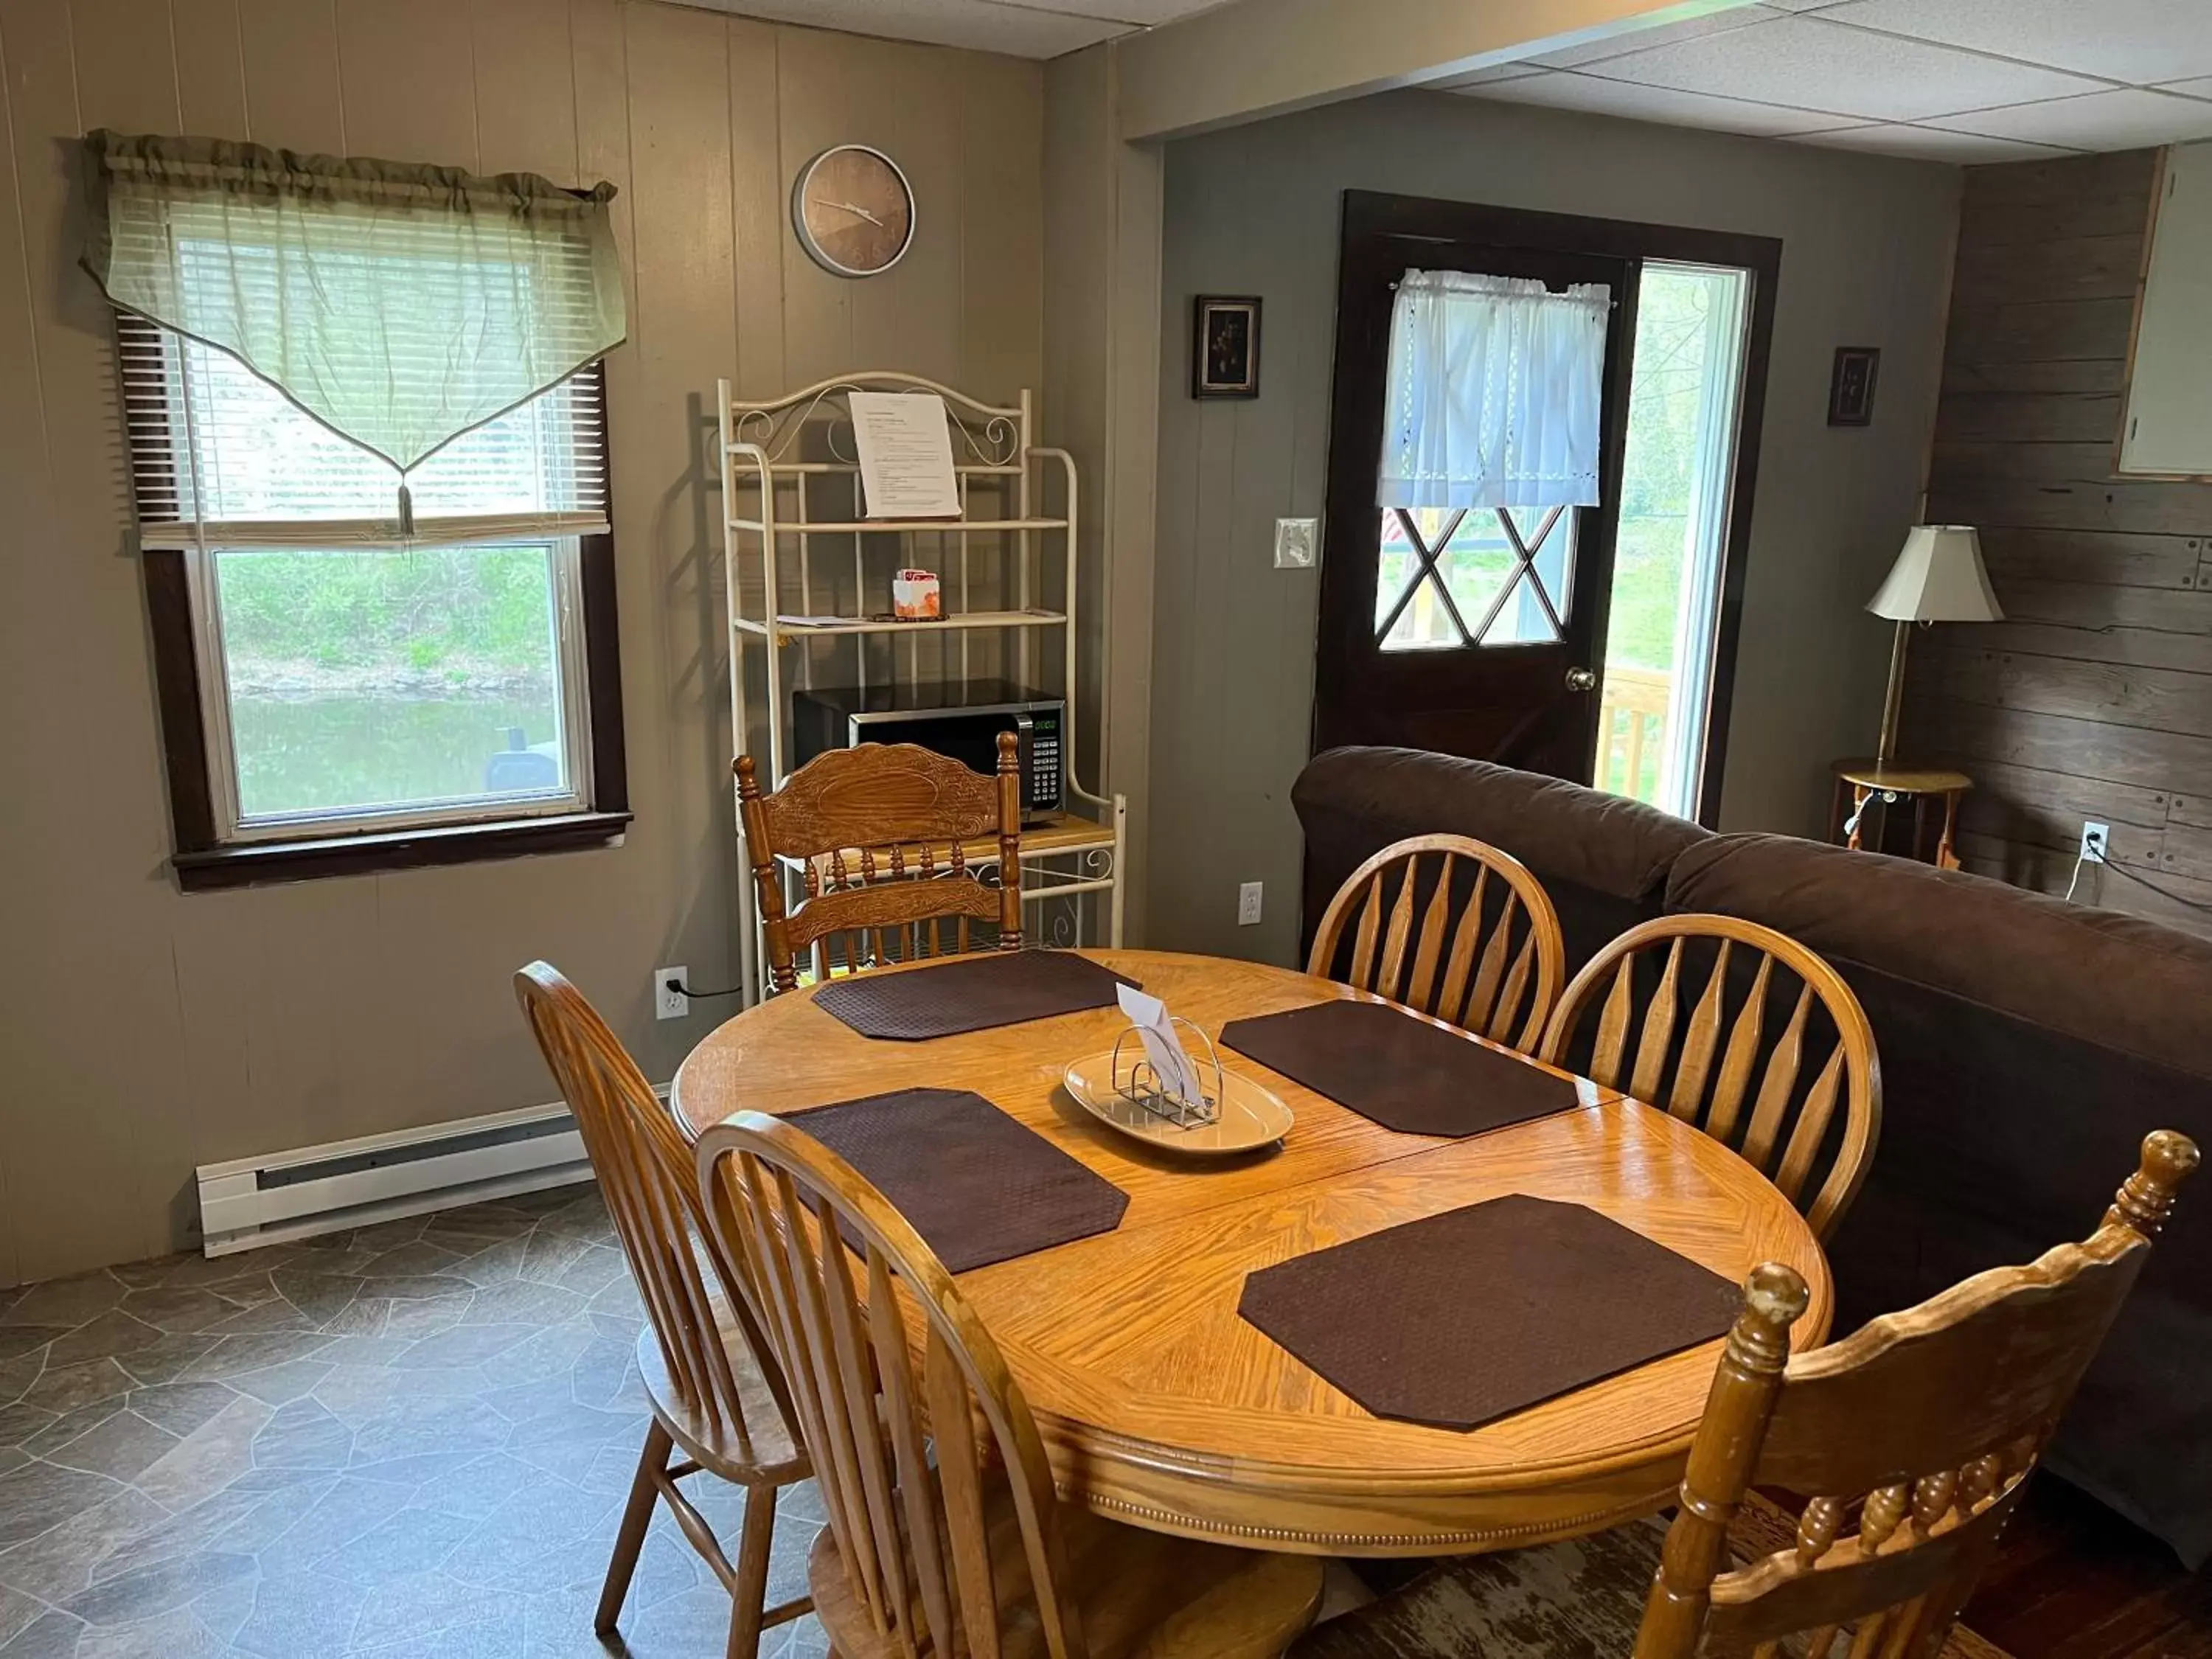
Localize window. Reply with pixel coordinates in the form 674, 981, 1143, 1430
125, 316, 628, 888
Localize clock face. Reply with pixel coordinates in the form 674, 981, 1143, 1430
793, 146, 914, 278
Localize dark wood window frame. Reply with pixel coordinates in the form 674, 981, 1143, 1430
136, 357, 631, 892
1316, 190, 1781, 827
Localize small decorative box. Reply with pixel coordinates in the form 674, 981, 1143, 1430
892, 568, 942, 620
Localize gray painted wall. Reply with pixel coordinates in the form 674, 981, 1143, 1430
1147, 88, 1961, 966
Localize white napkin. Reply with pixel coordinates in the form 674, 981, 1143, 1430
1116, 982, 1208, 1105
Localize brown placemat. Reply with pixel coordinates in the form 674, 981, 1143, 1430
1238, 1194, 1742, 1430
785, 1088, 1130, 1273
1218, 999, 1582, 1136
813, 950, 1136, 1041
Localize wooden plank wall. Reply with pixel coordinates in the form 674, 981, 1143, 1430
1911, 149, 2212, 939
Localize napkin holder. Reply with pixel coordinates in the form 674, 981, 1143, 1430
1109, 1018, 1224, 1129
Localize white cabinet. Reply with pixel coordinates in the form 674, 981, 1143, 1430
2121, 141, 2212, 479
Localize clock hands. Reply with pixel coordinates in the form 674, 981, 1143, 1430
818, 198, 888, 228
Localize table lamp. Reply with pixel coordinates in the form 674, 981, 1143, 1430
1867, 525, 2001, 766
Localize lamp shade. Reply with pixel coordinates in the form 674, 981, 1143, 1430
1868, 525, 2003, 622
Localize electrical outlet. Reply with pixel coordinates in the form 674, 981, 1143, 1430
1273, 518, 1318, 569
1237, 881, 1264, 926
2080, 822, 2110, 865
655, 966, 690, 1020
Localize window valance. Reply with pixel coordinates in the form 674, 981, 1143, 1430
83, 129, 626, 479
1378, 270, 1609, 511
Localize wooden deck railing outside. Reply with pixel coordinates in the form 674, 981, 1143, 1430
1598, 665, 1671, 804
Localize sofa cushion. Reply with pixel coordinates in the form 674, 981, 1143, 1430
1666, 832, 2212, 1077
1293, 748, 1713, 968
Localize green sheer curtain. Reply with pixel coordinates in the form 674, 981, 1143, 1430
83, 130, 625, 481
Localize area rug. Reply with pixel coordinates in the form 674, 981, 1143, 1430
1306, 1492, 2014, 1659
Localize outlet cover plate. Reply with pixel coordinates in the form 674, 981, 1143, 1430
2080, 821, 2110, 864
655, 966, 690, 1020
1274, 518, 1318, 569
1237, 881, 1264, 926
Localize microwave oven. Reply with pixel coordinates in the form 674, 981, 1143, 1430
790, 680, 1065, 821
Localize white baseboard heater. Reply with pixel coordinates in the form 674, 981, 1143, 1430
192, 1092, 647, 1256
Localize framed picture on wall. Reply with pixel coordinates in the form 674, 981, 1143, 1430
1829, 347, 1880, 427
1194, 296, 1262, 399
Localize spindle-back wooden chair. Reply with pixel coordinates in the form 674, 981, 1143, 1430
738, 734, 1023, 995
1537, 914, 1881, 1239
695, 1109, 1327, 1659
1633, 1127, 2197, 1659
1289, 1131, 2197, 1659
514, 963, 811, 1659
1307, 833, 1566, 1053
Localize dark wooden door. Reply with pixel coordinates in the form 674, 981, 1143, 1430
1312, 207, 1640, 780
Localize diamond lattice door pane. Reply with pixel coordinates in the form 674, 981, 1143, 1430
1475, 507, 1576, 646
1376, 508, 1475, 651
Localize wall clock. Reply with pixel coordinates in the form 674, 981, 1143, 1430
791, 145, 915, 278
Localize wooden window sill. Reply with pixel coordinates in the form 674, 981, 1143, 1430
172, 810, 633, 891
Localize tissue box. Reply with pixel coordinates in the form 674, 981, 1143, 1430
891, 568, 941, 620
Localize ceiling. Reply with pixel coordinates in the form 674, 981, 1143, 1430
688, 0, 1220, 59
1439, 0, 2212, 163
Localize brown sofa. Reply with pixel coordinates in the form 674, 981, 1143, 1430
1293, 745, 2212, 1566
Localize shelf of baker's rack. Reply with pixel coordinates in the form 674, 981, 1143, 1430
726, 516, 1069, 535
734, 607, 1067, 641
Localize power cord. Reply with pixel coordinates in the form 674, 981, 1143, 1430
2063, 840, 2212, 915
667, 975, 745, 1001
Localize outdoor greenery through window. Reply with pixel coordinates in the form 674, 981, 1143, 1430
124, 313, 607, 838
1598, 262, 1750, 818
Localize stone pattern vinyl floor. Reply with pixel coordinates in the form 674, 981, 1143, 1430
0, 1184, 831, 1658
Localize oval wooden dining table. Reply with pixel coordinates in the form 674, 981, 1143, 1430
671, 947, 1832, 1559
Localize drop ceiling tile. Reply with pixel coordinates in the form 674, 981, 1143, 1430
1530, 4, 1784, 70
984, 0, 1218, 21
712, 0, 1127, 57
1796, 122, 2078, 161
1589, 15, 2108, 122
1820, 0, 2212, 89
1431, 63, 1549, 91
1470, 70, 1858, 136
1928, 87, 2212, 149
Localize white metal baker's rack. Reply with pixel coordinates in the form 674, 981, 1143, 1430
716, 374, 1126, 1006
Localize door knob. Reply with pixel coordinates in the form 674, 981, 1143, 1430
1565, 667, 1599, 692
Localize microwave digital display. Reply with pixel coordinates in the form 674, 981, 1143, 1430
791, 681, 1066, 821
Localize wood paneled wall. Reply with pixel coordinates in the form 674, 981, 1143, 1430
1910, 150, 2212, 940
0, 0, 1043, 1284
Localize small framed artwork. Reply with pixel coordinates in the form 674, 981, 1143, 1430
1829, 347, 1880, 427
1193, 296, 1262, 399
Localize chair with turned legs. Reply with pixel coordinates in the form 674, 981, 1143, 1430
1293, 1130, 2199, 1659
515, 961, 812, 1659
696, 1107, 1329, 1659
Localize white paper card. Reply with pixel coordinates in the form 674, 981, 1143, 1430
848, 391, 961, 520
1116, 983, 1208, 1106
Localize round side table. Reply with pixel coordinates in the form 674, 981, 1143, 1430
1829, 760, 1972, 869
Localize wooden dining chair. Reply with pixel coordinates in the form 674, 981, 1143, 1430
694, 1107, 1328, 1659
738, 733, 1024, 995
514, 963, 812, 1659
1536, 914, 1881, 1239
1307, 833, 1566, 1052
1294, 1129, 2198, 1659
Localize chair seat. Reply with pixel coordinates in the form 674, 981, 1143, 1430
812, 1481, 1324, 1659
633, 1316, 807, 1484
1290, 1496, 2003, 1659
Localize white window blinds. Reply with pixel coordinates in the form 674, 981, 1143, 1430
1378, 270, 1610, 512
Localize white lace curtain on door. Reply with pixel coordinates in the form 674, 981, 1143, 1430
1377, 270, 1610, 510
